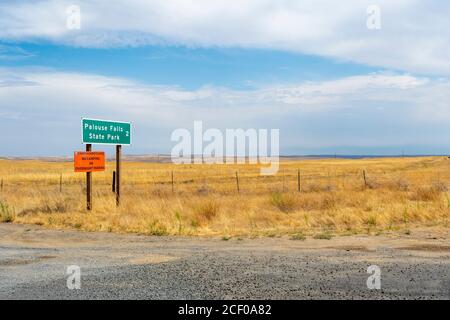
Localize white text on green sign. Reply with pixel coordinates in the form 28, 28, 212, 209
82, 118, 131, 145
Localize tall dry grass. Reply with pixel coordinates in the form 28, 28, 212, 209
0, 156, 449, 237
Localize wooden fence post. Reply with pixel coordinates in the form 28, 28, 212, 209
363, 170, 367, 189
297, 170, 301, 192
235, 171, 240, 194
59, 173, 62, 193
1, 178, 3, 193
171, 170, 174, 193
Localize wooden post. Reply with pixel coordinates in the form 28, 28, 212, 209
171, 170, 174, 193
59, 173, 62, 193
235, 171, 240, 194
116, 145, 122, 207
1, 178, 3, 193
112, 171, 116, 193
297, 170, 301, 192
86, 144, 92, 211
335, 168, 337, 189
363, 170, 367, 189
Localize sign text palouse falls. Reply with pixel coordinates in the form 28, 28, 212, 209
82, 118, 131, 145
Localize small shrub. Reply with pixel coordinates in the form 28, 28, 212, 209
364, 215, 378, 233
20, 199, 67, 216
151, 186, 170, 197
0, 200, 15, 223
304, 213, 310, 227
196, 185, 211, 195
193, 199, 220, 221
270, 192, 296, 213
403, 207, 409, 226
389, 178, 410, 191
190, 219, 199, 229
313, 232, 333, 240
147, 220, 168, 236
290, 233, 306, 241
305, 184, 320, 192
297, 196, 320, 211
366, 179, 380, 190
320, 195, 336, 210
432, 181, 448, 192
365, 215, 378, 227
47, 216, 55, 225
306, 184, 334, 193
71, 222, 82, 229
53, 200, 68, 213
174, 210, 183, 234
410, 187, 441, 202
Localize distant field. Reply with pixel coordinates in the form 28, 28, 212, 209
0, 157, 449, 238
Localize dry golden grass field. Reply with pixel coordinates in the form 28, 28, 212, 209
1, 156, 449, 238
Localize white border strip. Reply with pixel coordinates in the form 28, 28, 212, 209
81, 117, 132, 146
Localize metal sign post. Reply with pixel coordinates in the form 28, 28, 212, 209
116, 145, 122, 207
86, 144, 92, 211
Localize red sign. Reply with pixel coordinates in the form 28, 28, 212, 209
74, 152, 106, 172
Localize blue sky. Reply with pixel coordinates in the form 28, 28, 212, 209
1, 1, 450, 156
2, 44, 379, 89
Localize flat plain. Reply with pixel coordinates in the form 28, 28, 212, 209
1, 156, 450, 238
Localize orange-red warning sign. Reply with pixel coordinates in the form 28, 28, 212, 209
74, 151, 106, 172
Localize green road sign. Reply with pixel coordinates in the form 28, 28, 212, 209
82, 118, 131, 145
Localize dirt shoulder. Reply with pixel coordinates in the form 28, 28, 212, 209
1, 223, 448, 252
0, 223, 449, 299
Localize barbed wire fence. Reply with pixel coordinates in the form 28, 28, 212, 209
1, 162, 449, 199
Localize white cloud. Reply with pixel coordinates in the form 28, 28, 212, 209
0, 0, 449, 75
272, 74, 429, 105
1, 67, 450, 155
0, 68, 442, 119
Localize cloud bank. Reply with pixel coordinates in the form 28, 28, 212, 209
0, 0, 449, 75
1, 67, 450, 155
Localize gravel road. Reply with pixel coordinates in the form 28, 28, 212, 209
0, 224, 448, 300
